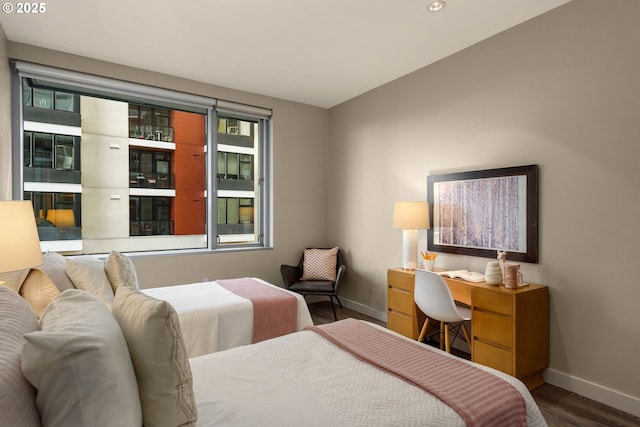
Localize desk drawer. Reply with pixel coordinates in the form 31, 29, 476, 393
387, 270, 414, 292
473, 340, 514, 376
473, 310, 513, 348
387, 310, 415, 339
474, 289, 513, 316
388, 287, 413, 314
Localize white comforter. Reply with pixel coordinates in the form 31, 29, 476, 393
190, 324, 547, 427
142, 278, 313, 357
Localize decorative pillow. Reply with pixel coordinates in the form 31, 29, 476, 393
300, 247, 339, 281
105, 250, 139, 294
38, 252, 75, 292
0, 287, 40, 427
66, 256, 115, 308
112, 287, 197, 427
0, 268, 30, 292
21, 289, 142, 427
20, 269, 61, 318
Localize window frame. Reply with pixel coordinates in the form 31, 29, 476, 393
11, 61, 273, 254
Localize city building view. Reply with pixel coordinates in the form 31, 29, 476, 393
21, 79, 260, 254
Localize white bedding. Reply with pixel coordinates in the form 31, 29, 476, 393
142, 278, 313, 357
190, 323, 547, 427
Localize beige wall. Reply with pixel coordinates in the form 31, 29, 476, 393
0, 41, 330, 288
328, 0, 639, 415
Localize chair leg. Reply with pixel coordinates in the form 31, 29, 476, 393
444, 323, 451, 353
329, 296, 338, 321
461, 321, 472, 356
334, 295, 343, 308
439, 322, 445, 351
418, 318, 430, 342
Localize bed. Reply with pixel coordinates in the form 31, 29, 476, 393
189, 318, 547, 427
2, 251, 311, 358
2, 285, 547, 427
142, 277, 314, 357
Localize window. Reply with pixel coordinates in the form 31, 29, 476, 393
24, 132, 80, 175
12, 62, 272, 255
129, 149, 173, 189
24, 191, 82, 242
129, 196, 174, 236
216, 113, 263, 244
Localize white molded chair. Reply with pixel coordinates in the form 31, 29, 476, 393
414, 269, 472, 355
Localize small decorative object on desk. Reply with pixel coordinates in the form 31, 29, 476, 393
420, 251, 437, 272
503, 263, 520, 289
497, 250, 507, 278
484, 261, 503, 285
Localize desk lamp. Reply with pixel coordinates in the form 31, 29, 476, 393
392, 201, 429, 270
0, 201, 43, 284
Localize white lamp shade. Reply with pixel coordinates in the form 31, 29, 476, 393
392, 201, 430, 230
0, 201, 43, 273
392, 201, 429, 270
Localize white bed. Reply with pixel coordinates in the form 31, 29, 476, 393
142, 278, 313, 357
1, 286, 547, 427
189, 320, 547, 427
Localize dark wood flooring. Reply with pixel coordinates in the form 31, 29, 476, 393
307, 301, 640, 427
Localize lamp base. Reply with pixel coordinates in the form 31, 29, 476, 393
401, 229, 419, 270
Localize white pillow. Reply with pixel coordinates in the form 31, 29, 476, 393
0, 287, 40, 427
104, 250, 139, 293
22, 289, 142, 427
112, 287, 197, 427
66, 256, 115, 308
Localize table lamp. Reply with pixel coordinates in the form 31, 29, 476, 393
392, 201, 429, 270
0, 201, 43, 284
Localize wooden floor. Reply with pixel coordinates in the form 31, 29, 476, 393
308, 301, 640, 427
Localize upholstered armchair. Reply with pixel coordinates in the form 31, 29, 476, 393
280, 247, 346, 321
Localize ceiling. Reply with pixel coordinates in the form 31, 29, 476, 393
0, 0, 571, 108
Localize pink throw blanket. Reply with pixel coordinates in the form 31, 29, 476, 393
216, 278, 298, 343
307, 319, 527, 427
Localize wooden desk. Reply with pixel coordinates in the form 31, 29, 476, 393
387, 268, 549, 389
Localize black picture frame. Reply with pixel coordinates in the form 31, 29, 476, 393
427, 164, 539, 263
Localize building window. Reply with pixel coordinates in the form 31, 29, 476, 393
129, 196, 174, 236
23, 80, 77, 112
128, 105, 174, 142
24, 191, 82, 242
12, 62, 272, 255
129, 149, 173, 189
23, 132, 81, 182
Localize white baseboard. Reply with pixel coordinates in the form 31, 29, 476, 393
305, 295, 388, 322
339, 296, 387, 322
543, 368, 640, 418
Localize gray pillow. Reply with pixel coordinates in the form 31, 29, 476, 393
22, 289, 142, 427
0, 287, 40, 427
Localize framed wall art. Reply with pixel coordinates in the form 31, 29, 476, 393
427, 164, 539, 263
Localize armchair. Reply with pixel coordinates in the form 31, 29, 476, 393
280, 247, 346, 321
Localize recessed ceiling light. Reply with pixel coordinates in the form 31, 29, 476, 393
427, 1, 446, 12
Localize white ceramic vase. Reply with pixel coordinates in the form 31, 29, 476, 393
484, 261, 503, 285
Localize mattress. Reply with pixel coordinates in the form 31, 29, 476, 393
142, 278, 313, 357
189, 321, 547, 427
